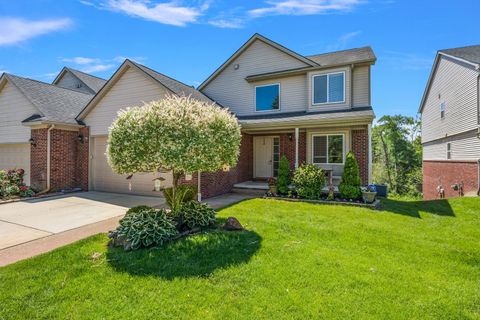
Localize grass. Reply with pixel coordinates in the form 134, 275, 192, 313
1, 197, 480, 319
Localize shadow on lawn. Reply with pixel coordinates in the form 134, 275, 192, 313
106, 226, 261, 279
380, 198, 455, 218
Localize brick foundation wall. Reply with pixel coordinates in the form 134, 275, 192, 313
423, 160, 479, 200
351, 128, 369, 185
30, 129, 48, 191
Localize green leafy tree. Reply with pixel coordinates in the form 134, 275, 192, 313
372, 115, 422, 196
277, 156, 290, 194
339, 152, 362, 199
107, 95, 242, 210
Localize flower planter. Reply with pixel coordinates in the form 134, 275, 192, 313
268, 185, 278, 194
362, 191, 377, 204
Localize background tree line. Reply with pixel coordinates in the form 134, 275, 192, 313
372, 115, 422, 197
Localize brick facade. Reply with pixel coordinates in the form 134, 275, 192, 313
423, 160, 479, 200
30, 128, 48, 191
30, 127, 88, 192
351, 128, 369, 185
279, 131, 307, 171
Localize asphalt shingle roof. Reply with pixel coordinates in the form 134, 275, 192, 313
440, 45, 480, 65
306, 47, 376, 66
65, 68, 107, 93
6, 74, 93, 124
130, 61, 215, 104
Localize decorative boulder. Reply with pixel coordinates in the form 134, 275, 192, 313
223, 217, 244, 231
107, 230, 132, 250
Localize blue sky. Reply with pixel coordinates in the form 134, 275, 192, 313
0, 0, 479, 118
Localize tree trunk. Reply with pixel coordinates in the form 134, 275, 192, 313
171, 169, 182, 211
380, 132, 393, 191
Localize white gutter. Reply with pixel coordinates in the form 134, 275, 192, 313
38, 124, 55, 194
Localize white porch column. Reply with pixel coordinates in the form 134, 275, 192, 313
295, 127, 299, 169
367, 123, 372, 184
197, 172, 202, 202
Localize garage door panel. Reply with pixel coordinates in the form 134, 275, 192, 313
0, 144, 31, 185
92, 137, 172, 196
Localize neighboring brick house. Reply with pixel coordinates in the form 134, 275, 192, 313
0, 33, 376, 199
419, 45, 480, 200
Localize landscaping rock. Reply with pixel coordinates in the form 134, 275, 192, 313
223, 217, 244, 231
108, 231, 132, 250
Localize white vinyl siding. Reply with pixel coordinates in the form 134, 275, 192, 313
0, 81, 38, 144
0, 143, 31, 185
421, 56, 479, 143
84, 66, 170, 136
423, 129, 480, 161
352, 65, 370, 106
90, 136, 172, 196
201, 39, 309, 116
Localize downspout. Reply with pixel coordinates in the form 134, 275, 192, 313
350, 64, 355, 107
38, 124, 55, 194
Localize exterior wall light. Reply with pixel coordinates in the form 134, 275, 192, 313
29, 138, 36, 147
77, 134, 84, 143
185, 173, 192, 181
153, 177, 165, 192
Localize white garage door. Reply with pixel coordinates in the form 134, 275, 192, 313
0, 143, 31, 185
91, 136, 171, 196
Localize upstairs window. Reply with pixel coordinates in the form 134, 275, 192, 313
312, 134, 344, 164
440, 102, 446, 119
447, 142, 452, 159
255, 84, 280, 111
312, 72, 345, 105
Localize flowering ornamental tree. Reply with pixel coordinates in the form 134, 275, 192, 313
107, 95, 241, 203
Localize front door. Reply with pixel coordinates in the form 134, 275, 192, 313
254, 136, 275, 178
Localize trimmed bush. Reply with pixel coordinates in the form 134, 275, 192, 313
163, 184, 197, 211
116, 207, 177, 250
339, 152, 362, 199
181, 201, 216, 229
292, 164, 326, 199
277, 156, 290, 194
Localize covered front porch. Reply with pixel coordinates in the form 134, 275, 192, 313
234, 108, 374, 188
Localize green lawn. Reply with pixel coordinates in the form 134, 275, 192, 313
1, 198, 480, 319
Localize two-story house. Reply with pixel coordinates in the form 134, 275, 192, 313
199, 33, 376, 192
419, 45, 480, 200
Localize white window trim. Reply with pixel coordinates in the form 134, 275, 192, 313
440, 101, 446, 119
311, 71, 346, 106
311, 133, 346, 165
446, 142, 452, 160
255, 83, 281, 113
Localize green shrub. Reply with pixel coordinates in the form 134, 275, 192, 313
292, 164, 326, 199
339, 152, 362, 199
3, 185, 20, 198
163, 184, 197, 211
277, 156, 290, 194
126, 205, 154, 216
116, 207, 177, 250
180, 201, 216, 229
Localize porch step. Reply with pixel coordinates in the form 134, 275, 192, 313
232, 181, 268, 195
232, 188, 266, 195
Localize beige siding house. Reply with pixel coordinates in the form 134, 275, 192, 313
419, 45, 480, 199
199, 34, 376, 186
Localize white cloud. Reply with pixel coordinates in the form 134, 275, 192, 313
208, 18, 244, 29
81, 64, 116, 73
62, 57, 101, 65
249, 0, 364, 17
104, 0, 208, 26
112, 55, 146, 63
326, 30, 362, 51
0, 18, 73, 46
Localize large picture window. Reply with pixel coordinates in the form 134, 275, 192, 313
312, 72, 345, 105
256, 84, 280, 111
312, 134, 344, 164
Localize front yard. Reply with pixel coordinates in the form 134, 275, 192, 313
1, 197, 479, 319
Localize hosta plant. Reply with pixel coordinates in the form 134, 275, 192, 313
116, 207, 177, 250
180, 201, 216, 229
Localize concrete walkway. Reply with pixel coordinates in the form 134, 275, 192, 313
0, 191, 255, 266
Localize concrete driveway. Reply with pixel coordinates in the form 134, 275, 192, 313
0, 191, 165, 250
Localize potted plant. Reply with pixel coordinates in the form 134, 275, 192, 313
267, 177, 278, 194
361, 185, 377, 204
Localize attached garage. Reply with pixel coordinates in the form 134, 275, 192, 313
90, 136, 171, 196
0, 143, 31, 185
